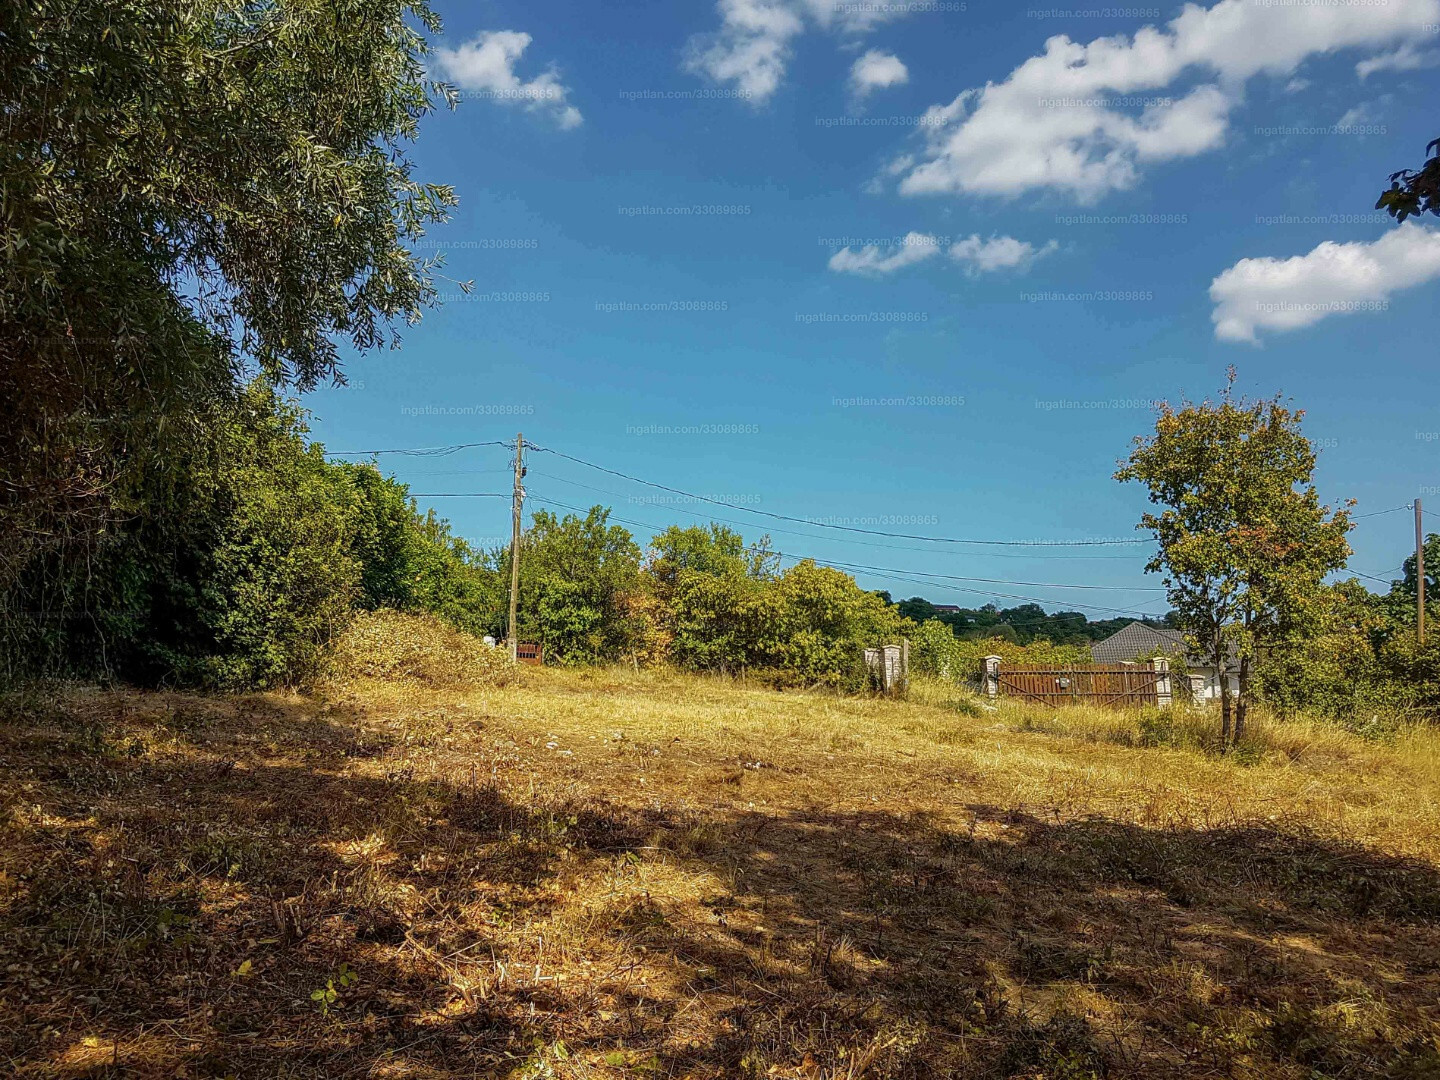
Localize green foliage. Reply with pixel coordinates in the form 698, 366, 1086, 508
310, 963, 359, 1016
2, 0, 456, 669
343, 465, 502, 636
515, 508, 645, 665
649, 524, 910, 686
1377, 137, 1440, 221
898, 597, 1156, 645
911, 619, 967, 679
911, 619, 1092, 683
2, 383, 506, 689
755, 561, 909, 687
1116, 372, 1352, 743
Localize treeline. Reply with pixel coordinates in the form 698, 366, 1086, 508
8, 379, 1440, 721
891, 598, 1173, 645
0, 384, 499, 687
1, 387, 912, 689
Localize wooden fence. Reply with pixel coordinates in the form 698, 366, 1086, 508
983, 656, 1173, 708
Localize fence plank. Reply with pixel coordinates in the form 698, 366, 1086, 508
990, 663, 1162, 708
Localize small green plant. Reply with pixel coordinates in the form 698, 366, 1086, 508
310, 963, 358, 1016
513, 1038, 570, 1079
1139, 709, 1176, 747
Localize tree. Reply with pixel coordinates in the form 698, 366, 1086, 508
1377, 138, 1440, 221
1389, 532, 1440, 623
1115, 373, 1352, 746
1, 0, 457, 626
649, 524, 768, 672
515, 508, 644, 665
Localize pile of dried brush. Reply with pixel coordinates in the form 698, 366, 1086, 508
321, 609, 517, 690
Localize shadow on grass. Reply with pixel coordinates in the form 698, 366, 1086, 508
1, 691, 1438, 1078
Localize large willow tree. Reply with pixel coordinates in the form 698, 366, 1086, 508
0, 0, 457, 655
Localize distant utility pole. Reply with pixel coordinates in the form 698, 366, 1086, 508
507, 433, 525, 661
1418, 498, 1427, 645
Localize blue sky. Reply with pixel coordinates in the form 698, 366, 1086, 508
306, 0, 1440, 618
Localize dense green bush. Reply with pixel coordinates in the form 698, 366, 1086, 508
1, 383, 506, 689
1255, 579, 1440, 722
514, 508, 646, 665
911, 618, 1093, 683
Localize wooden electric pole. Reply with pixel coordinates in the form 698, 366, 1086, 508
1418, 499, 1426, 645
507, 434, 525, 660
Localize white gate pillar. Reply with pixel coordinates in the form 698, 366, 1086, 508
983, 655, 1002, 700
1152, 657, 1173, 708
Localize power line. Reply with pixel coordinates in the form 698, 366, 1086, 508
525, 442, 1151, 547
327, 439, 510, 458
1348, 568, 1402, 587
528, 494, 1164, 619
525, 468, 1150, 561
526, 493, 1161, 593
1352, 505, 1414, 521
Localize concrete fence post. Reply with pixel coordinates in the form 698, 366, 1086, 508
983, 655, 1002, 700
864, 648, 881, 692
1152, 657, 1173, 708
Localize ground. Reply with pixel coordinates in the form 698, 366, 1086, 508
2, 669, 1439, 1079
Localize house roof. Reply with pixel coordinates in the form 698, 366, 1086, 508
1090, 621, 1235, 667
1090, 622, 1187, 664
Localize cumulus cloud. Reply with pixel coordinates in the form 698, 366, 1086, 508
1209, 224, 1440, 343
891, 0, 1438, 202
950, 234, 1058, 275
850, 50, 909, 98
685, 0, 911, 103
432, 31, 582, 129
827, 231, 1055, 276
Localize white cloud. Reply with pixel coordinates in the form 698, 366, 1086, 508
685, 0, 911, 103
827, 231, 1055, 276
432, 31, 583, 129
1209, 224, 1440, 343
828, 231, 943, 276
950, 234, 1058, 275
1334, 103, 1375, 130
850, 50, 909, 98
892, 0, 1439, 202
1357, 41, 1440, 79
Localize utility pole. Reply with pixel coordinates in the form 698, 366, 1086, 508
1418, 499, 1426, 645
507, 433, 525, 661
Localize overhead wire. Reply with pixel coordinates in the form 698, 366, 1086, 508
528, 494, 1166, 619
524, 442, 1150, 547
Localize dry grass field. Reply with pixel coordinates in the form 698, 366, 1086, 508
2, 668, 1439, 1079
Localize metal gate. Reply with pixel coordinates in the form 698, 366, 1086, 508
988, 662, 1167, 708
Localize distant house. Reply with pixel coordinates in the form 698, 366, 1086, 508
932, 605, 963, 614
1090, 621, 1239, 703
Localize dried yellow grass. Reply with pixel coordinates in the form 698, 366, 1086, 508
3, 666, 1439, 1078
320, 608, 517, 690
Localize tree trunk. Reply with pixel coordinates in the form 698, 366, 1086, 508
1235, 654, 1249, 745
1216, 634, 1232, 750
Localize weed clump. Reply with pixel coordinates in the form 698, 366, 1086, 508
321, 609, 517, 690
